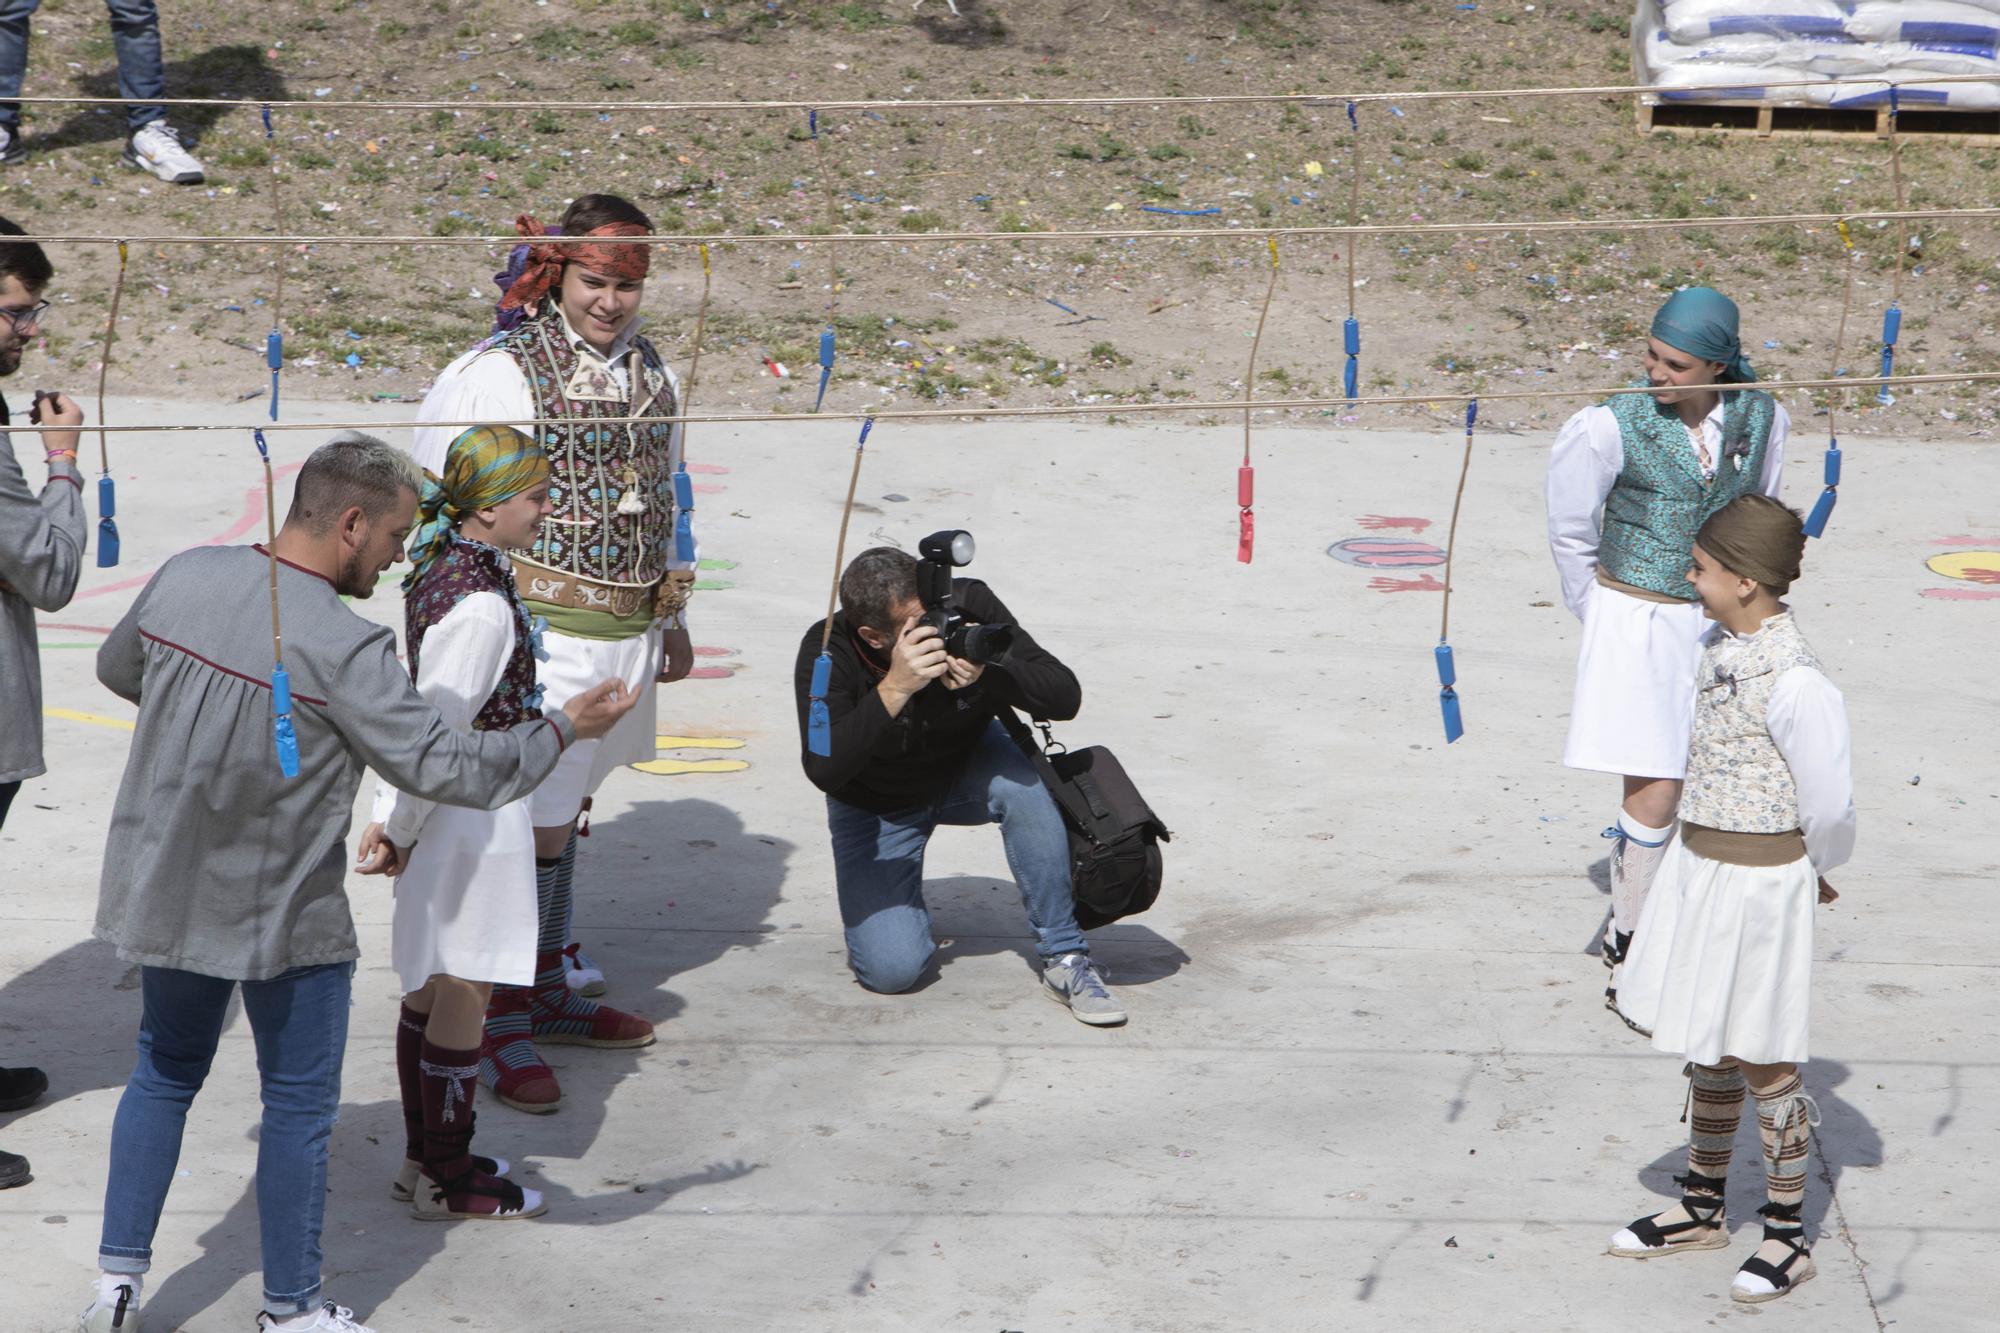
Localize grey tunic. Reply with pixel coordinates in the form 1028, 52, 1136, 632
95, 545, 577, 981
0, 415, 87, 785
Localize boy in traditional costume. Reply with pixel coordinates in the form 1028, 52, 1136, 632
360, 426, 557, 1222
1607, 494, 1855, 1305
1545, 288, 1789, 1028
413, 195, 694, 1111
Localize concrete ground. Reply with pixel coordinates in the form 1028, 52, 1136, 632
2, 394, 1994, 1332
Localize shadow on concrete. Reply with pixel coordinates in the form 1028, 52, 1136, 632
1634, 1058, 1883, 1240
30, 43, 287, 150
41, 796, 789, 1327
0, 937, 161, 1132
888, 874, 1188, 993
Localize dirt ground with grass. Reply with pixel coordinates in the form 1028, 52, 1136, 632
3, 0, 1996, 438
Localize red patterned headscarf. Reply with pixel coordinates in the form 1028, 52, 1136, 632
497, 213, 652, 314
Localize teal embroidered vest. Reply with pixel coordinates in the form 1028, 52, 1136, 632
1598, 389, 1776, 601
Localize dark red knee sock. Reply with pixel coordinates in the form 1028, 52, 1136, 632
419, 1038, 482, 1186
396, 1003, 428, 1163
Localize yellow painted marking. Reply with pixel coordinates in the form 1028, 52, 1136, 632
654, 735, 746, 750
1926, 551, 2000, 582
631, 758, 752, 776
44, 707, 135, 732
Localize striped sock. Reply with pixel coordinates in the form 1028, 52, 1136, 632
1687, 1059, 1745, 1182
1750, 1069, 1818, 1213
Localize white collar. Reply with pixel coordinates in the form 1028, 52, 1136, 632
554, 307, 645, 365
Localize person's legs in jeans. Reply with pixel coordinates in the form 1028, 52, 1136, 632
936, 721, 1087, 964
828, 796, 938, 993
104, 0, 164, 130
98, 966, 236, 1281
240, 961, 352, 1316
0, 0, 41, 136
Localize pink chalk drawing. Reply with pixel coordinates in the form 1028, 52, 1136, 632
1356, 514, 1434, 533
1921, 587, 2000, 601
1368, 573, 1447, 594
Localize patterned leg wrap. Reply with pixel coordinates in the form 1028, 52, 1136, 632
1605, 815, 1673, 939
1750, 1069, 1820, 1210
479, 985, 561, 1111
1688, 1059, 1746, 1181
396, 1002, 428, 1164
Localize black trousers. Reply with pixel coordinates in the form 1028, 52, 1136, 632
0, 779, 19, 830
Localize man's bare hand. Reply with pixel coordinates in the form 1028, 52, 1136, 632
30, 389, 84, 457
657, 622, 695, 684
356, 822, 409, 877
884, 615, 949, 696
1817, 877, 1839, 905
563, 678, 637, 739
940, 656, 986, 691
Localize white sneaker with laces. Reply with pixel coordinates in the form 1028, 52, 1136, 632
1042, 953, 1127, 1026
256, 1300, 377, 1332
124, 122, 205, 184
77, 1279, 140, 1332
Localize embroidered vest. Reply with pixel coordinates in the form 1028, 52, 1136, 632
1597, 389, 1775, 600
405, 538, 545, 731
491, 306, 682, 618
1678, 611, 1822, 834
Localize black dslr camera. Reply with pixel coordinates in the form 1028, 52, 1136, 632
915, 530, 1015, 665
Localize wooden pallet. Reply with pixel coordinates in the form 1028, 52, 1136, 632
1637, 96, 2000, 144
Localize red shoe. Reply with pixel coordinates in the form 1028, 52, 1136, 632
528, 950, 656, 1048
479, 989, 563, 1113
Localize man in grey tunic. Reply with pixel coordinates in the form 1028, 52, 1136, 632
80, 435, 636, 1333
0, 214, 86, 1194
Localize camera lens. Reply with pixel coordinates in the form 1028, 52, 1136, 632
950, 622, 1014, 664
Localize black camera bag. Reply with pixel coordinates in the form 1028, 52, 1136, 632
999, 709, 1170, 930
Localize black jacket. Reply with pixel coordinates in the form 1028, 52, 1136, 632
793, 579, 1080, 812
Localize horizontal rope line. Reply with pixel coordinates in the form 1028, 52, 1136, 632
6, 72, 1996, 114
0, 206, 1992, 250
7, 370, 1992, 435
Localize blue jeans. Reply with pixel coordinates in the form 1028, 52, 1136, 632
827, 720, 1087, 993
99, 961, 353, 1314
0, 0, 164, 131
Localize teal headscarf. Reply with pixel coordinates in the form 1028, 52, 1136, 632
404, 425, 549, 589
1650, 287, 1756, 384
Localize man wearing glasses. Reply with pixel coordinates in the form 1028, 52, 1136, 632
0, 213, 85, 1193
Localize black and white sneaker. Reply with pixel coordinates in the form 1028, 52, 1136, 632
0, 126, 26, 166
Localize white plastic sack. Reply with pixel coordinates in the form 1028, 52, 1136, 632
1661, 0, 1847, 43
1846, 1, 2000, 45
1810, 70, 2000, 106
1650, 61, 1828, 97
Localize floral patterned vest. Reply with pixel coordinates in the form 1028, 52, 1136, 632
405, 537, 545, 731
1679, 611, 1822, 833
1598, 388, 1775, 600
490, 305, 682, 619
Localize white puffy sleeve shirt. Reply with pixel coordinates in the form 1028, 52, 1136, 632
1766, 664, 1857, 876
1545, 400, 1790, 620
371, 590, 518, 847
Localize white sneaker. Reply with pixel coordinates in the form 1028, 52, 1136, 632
255, 1300, 377, 1332
77, 1280, 140, 1332
123, 122, 205, 184
1042, 953, 1127, 1026
563, 944, 607, 997
0, 125, 24, 165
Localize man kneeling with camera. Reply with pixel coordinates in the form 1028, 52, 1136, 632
792, 533, 1125, 1025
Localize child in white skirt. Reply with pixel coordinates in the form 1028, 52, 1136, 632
356, 425, 557, 1222
1544, 287, 1789, 1028
1607, 494, 1855, 1303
